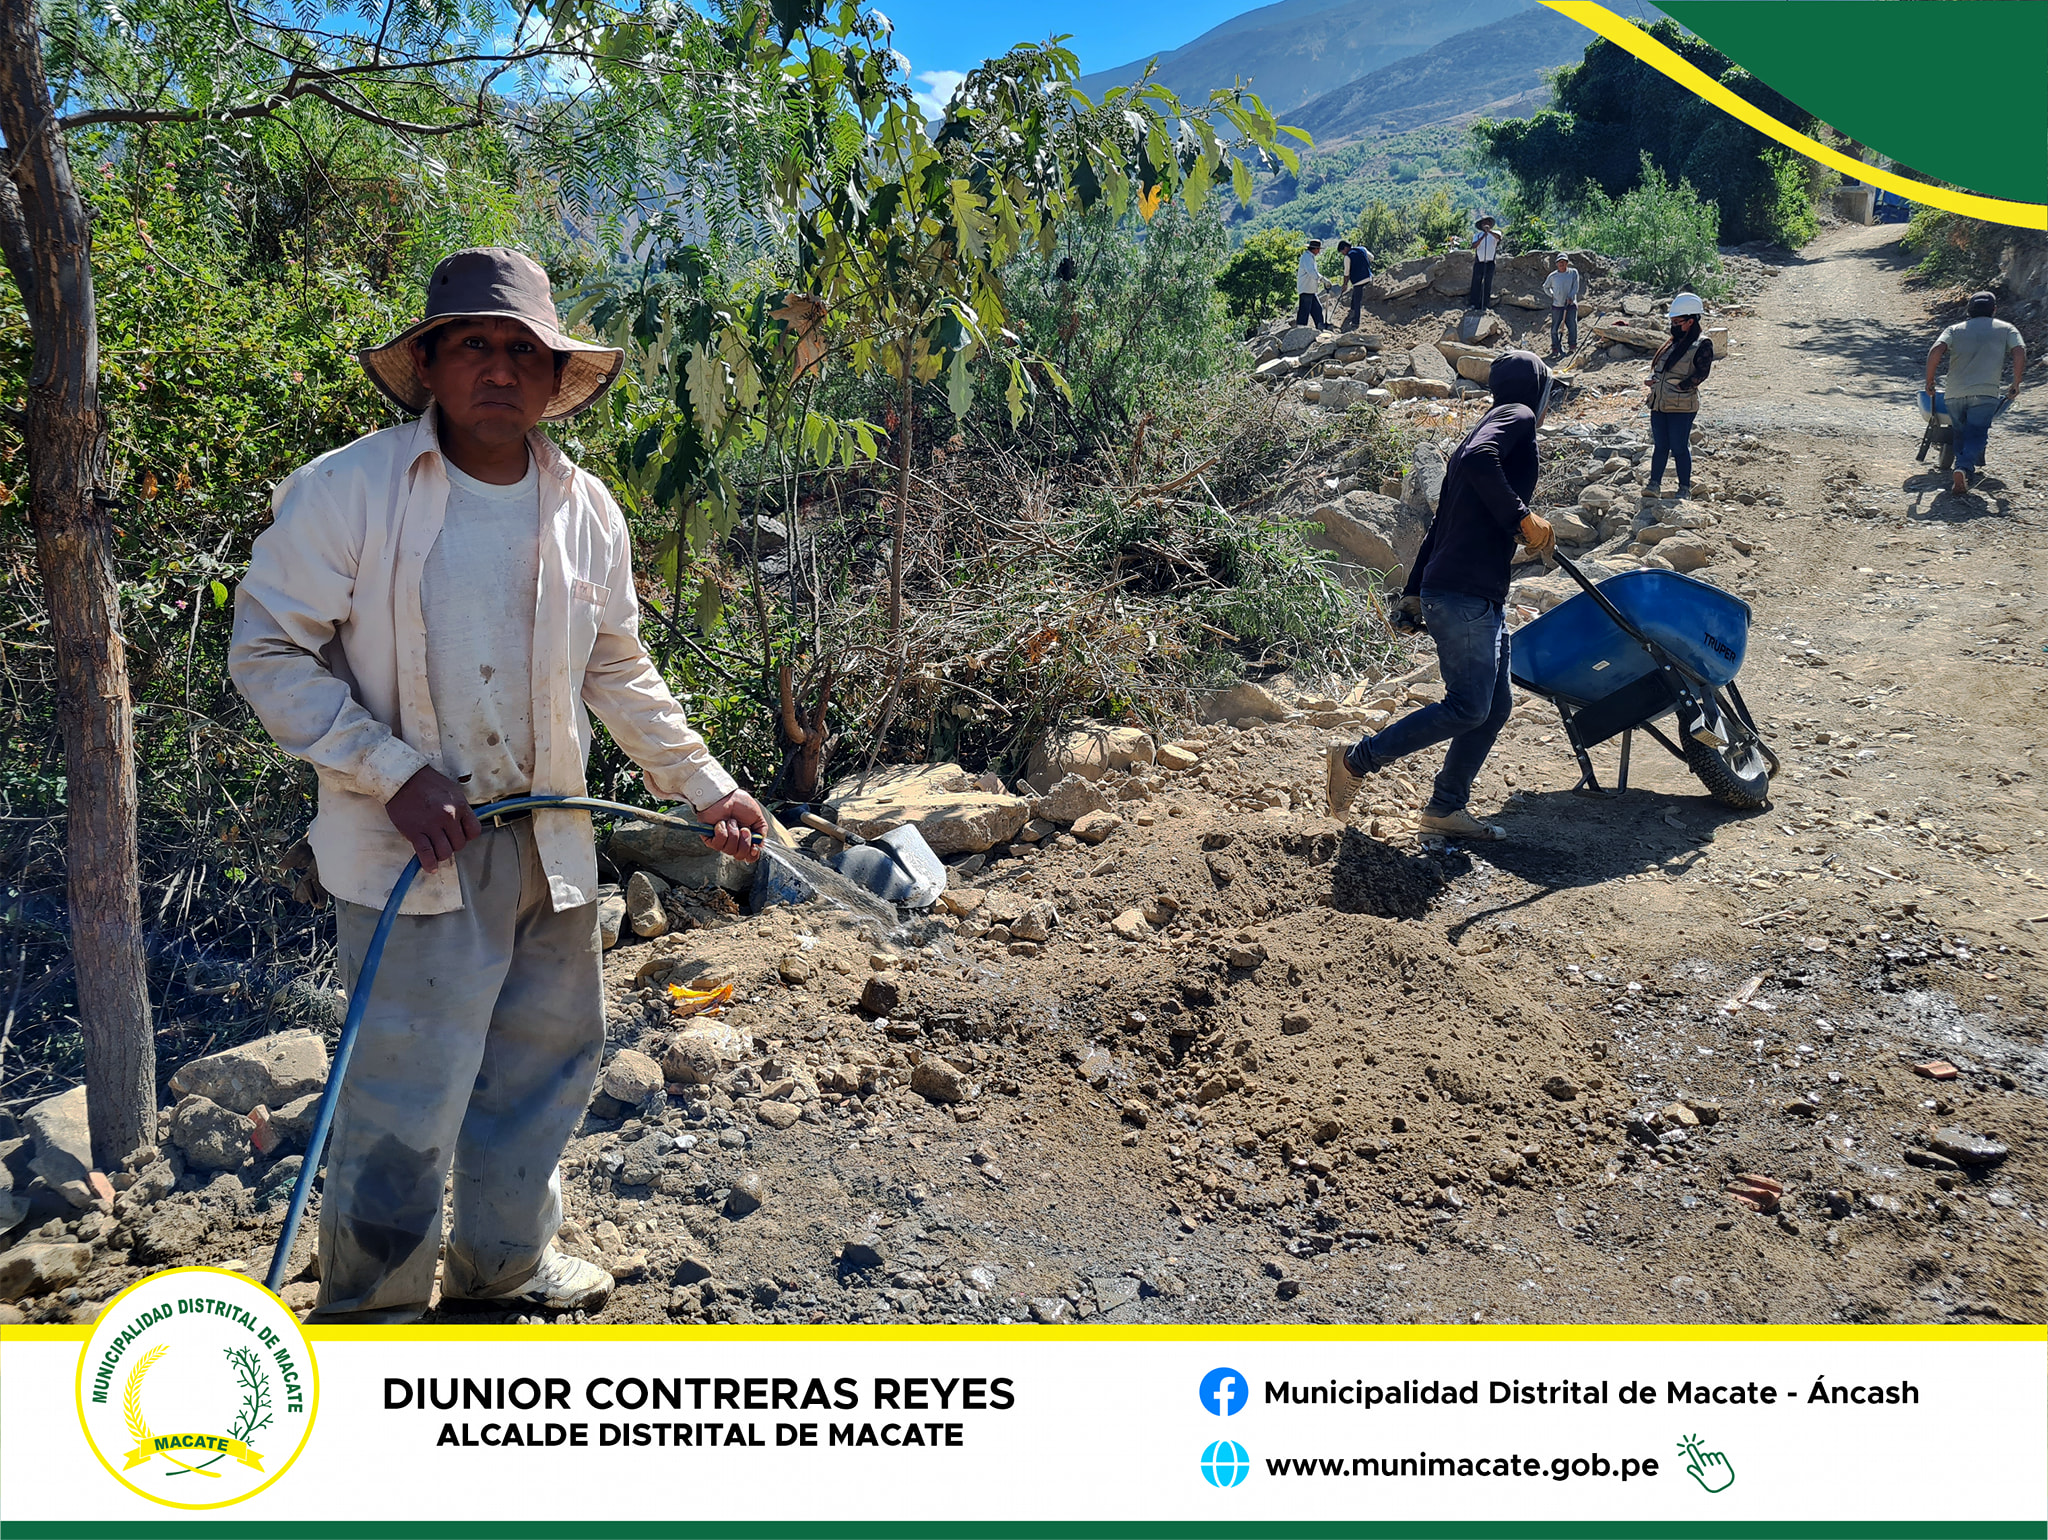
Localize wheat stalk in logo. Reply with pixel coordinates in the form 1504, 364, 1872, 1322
122, 1346, 221, 1478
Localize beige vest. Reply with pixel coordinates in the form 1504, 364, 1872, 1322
1650, 333, 1705, 412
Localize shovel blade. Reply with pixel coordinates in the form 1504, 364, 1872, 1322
827, 823, 947, 908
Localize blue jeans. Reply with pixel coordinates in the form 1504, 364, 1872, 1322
1347, 590, 1512, 815
1949, 395, 1999, 473
1649, 410, 1695, 488
1550, 304, 1577, 352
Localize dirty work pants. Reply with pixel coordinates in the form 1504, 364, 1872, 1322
1550, 303, 1578, 353
1295, 291, 1326, 329
1648, 410, 1695, 489
310, 819, 603, 1323
1468, 260, 1495, 312
1345, 285, 1366, 333
1948, 395, 1999, 473
1347, 590, 1512, 815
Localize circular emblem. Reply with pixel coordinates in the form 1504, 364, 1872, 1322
75, 1267, 319, 1508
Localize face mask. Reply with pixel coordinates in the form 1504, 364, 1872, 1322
1670, 320, 1690, 338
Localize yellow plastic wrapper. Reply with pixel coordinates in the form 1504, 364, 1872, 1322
668, 980, 734, 1019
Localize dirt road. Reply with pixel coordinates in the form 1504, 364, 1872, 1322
25, 224, 2043, 1330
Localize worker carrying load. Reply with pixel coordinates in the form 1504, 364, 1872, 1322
229, 248, 767, 1323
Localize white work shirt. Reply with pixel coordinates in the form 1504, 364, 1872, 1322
230, 408, 737, 915
1298, 250, 1322, 294
1474, 231, 1500, 261
421, 455, 542, 803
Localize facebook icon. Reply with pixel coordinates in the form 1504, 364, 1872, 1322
1199, 1366, 1248, 1416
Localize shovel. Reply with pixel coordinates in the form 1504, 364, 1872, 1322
788, 805, 947, 909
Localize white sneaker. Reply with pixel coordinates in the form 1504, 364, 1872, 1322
1417, 807, 1506, 841
1326, 743, 1365, 816
447, 1246, 613, 1312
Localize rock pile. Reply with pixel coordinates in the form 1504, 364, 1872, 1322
0, 1030, 334, 1317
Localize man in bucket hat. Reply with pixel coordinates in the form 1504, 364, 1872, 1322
230, 248, 767, 1322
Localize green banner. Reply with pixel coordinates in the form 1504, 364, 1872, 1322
1657, 1, 2048, 203
7, 1525, 2045, 1539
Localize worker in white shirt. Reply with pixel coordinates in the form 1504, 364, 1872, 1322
1468, 216, 1501, 313
230, 248, 767, 1323
1543, 254, 1582, 355
1295, 238, 1327, 329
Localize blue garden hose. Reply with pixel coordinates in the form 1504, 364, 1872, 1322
262, 794, 757, 1293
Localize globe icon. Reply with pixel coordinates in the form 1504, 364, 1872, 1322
1202, 1440, 1251, 1488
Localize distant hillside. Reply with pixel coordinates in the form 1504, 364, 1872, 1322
1288, 4, 1623, 144
1075, 0, 1533, 114
1233, 122, 1499, 241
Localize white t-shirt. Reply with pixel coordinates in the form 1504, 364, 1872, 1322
1474, 231, 1500, 262
1298, 250, 1322, 294
421, 453, 541, 802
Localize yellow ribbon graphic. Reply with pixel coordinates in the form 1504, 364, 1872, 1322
120, 1433, 266, 1474
1543, 1, 2048, 230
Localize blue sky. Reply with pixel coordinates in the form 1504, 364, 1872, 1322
876, 0, 1257, 112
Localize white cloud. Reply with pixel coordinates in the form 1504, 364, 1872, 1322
911, 68, 968, 119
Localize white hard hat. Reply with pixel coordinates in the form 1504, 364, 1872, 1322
1668, 293, 1706, 317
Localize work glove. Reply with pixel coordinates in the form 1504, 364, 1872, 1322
1391, 593, 1426, 635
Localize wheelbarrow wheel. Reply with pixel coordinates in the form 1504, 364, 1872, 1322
1938, 438, 1955, 472
1685, 728, 1773, 809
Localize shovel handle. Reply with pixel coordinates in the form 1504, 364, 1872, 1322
795, 809, 860, 845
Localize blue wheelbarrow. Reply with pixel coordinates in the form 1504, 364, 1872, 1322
1510, 552, 1780, 807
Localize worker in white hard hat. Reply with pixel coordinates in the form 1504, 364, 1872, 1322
1644, 292, 1714, 501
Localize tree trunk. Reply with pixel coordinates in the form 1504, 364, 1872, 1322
888, 351, 912, 638
0, 0, 156, 1167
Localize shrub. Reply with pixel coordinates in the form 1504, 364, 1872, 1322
1902, 207, 2013, 290
1568, 155, 1728, 298
1338, 402, 1417, 491
1217, 227, 1306, 321
1003, 200, 1238, 431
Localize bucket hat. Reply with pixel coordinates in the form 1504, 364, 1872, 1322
358, 248, 624, 421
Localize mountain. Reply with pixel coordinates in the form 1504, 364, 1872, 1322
1075, 0, 1536, 115
1285, 4, 1625, 144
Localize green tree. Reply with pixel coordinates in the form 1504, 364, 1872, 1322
0, 0, 799, 1163
1216, 227, 1304, 321
1473, 18, 1818, 246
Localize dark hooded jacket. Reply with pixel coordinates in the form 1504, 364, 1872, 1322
1404, 350, 1550, 606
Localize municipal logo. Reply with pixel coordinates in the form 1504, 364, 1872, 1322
76, 1267, 318, 1508
1202, 1439, 1251, 1487
1199, 1366, 1248, 1416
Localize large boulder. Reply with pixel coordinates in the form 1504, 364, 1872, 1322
1402, 443, 1449, 513
1656, 535, 1716, 573
608, 820, 750, 895
1315, 492, 1428, 584
1199, 681, 1291, 725
0, 1241, 93, 1302
23, 1086, 93, 1206
169, 1095, 251, 1172
1388, 376, 1451, 401
169, 1030, 328, 1116
1277, 324, 1319, 355
1430, 249, 1475, 295
1406, 342, 1457, 389
661, 1022, 751, 1087
1025, 723, 1155, 789
824, 763, 1029, 856
1450, 311, 1511, 345
1039, 774, 1110, 826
